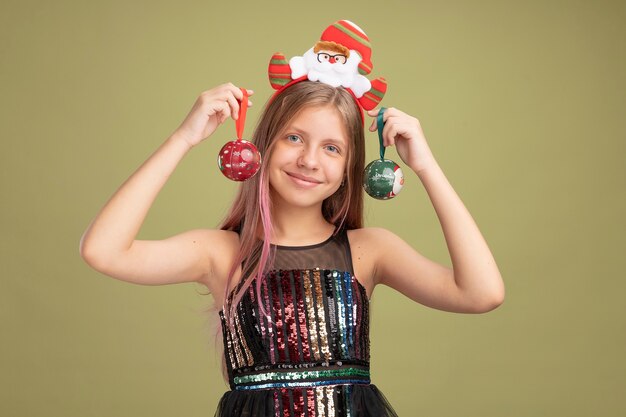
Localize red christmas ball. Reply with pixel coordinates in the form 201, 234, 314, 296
217, 139, 261, 181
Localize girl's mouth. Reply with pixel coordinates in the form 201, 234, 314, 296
286, 172, 322, 187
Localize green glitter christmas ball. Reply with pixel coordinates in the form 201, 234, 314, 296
363, 159, 404, 200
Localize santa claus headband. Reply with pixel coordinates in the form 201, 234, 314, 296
268, 20, 388, 124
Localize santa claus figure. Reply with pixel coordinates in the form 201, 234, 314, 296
268, 20, 387, 111
289, 39, 372, 98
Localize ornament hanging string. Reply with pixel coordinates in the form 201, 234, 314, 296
377, 107, 387, 160
235, 88, 249, 140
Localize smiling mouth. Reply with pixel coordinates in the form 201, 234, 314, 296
286, 172, 322, 186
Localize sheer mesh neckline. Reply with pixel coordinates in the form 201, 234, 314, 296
272, 230, 337, 250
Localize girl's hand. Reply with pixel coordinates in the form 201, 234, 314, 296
174, 83, 254, 148
367, 107, 437, 175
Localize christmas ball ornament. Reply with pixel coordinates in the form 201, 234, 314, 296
363, 159, 404, 200
218, 139, 261, 181
217, 88, 261, 181
363, 107, 404, 200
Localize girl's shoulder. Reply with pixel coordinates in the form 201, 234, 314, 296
346, 227, 403, 262
195, 228, 241, 254
346, 226, 397, 247
346, 227, 399, 296
196, 229, 242, 298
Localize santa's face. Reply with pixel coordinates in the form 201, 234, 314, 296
392, 166, 405, 196
316, 51, 348, 65
303, 47, 361, 75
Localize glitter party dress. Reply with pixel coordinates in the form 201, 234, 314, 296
215, 228, 398, 416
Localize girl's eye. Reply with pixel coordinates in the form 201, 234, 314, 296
287, 135, 301, 143
325, 145, 340, 153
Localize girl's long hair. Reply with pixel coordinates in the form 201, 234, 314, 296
219, 81, 365, 333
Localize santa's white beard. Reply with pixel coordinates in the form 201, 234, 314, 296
303, 49, 360, 88
287, 47, 372, 97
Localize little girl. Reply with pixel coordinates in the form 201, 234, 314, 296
80, 21, 504, 417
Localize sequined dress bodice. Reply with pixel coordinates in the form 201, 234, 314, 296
215, 229, 397, 417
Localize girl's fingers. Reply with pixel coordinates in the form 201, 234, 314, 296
222, 83, 243, 99
368, 108, 416, 145
384, 116, 415, 147
366, 108, 381, 118
383, 123, 397, 147
367, 107, 398, 132
241, 88, 254, 107
224, 84, 254, 100
223, 92, 240, 120
212, 100, 231, 124
246, 88, 254, 107
382, 115, 399, 146
367, 108, 381, 132
369, 119, 377, 132
225, 87, 255, 119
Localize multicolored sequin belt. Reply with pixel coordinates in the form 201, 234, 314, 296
233, 362, 371, 391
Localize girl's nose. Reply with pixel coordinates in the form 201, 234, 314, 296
297, 148, 319, 170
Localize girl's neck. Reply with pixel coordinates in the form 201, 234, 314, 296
260, 202, 335, 247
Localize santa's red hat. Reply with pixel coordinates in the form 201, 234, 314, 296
320, 20, 373, 75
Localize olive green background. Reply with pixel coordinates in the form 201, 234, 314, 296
1, 0, 624, 415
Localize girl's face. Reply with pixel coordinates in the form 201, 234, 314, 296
267, 105, 349, 210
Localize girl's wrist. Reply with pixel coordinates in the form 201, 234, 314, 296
167, 131, 196, 151
412, 159, 441, 179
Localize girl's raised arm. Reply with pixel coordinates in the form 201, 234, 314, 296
79, 83, 252, 290
365, 107, 504, 313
